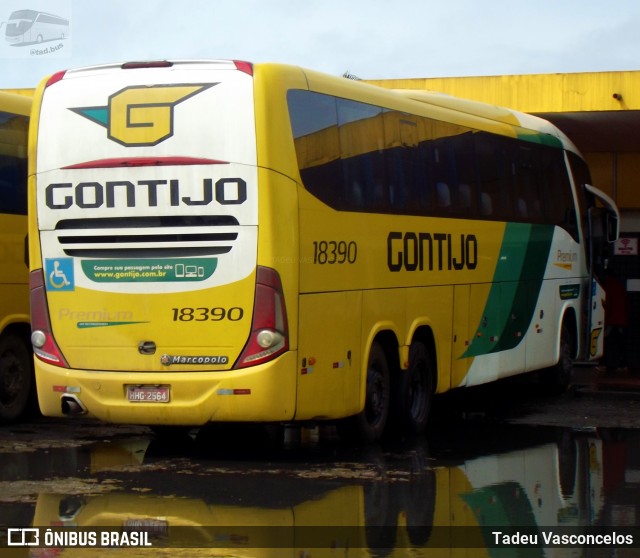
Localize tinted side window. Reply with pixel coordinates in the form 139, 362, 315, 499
568, 151, 595, 246
288, 90, 343, 208
337, 98, 386, 211
429, 121, 472, 217
540, 147, 578, 241
510, 143, 544, 222
474, 133, 511, 220
287, 89, 580, 232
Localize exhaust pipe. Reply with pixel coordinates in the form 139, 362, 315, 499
61, 394, 87, 416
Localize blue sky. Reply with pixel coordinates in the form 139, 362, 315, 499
1, 0, 640, 88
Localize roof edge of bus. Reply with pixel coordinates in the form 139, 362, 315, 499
57, 59, 249, 78
392, 88, 580, 154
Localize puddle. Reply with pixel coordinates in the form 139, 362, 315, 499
0, 421, 639, 556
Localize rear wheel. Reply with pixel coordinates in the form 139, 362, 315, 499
394, 341, 433, 435
0, 334, 33, 423
338, 342, 390, 443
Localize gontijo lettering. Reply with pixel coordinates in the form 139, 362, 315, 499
387, 231, 478, 272
45, 178, 247, 209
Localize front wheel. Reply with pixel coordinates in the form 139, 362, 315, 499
338, 342, 390, 444
540, 322, 573, 394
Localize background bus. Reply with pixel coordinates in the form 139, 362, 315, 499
28, 61, 618, 441
0, 90, 34, 423
2, 9, 69, 45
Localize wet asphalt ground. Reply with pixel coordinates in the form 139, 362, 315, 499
0, 364, 639, 557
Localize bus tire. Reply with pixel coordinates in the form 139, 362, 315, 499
540, 322, 573, 394
0, 334, 33, 423
395, 341, 433, 435
364, 482, 396, 552
339, 342, 390, 444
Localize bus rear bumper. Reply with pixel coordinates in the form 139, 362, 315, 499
34, 351, 298, 426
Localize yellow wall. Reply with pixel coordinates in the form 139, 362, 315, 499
367, 71, 640, 113
617, 153, 640, 209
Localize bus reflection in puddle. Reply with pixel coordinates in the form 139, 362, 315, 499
20, 426, 640, 556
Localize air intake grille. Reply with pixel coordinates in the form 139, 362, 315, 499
54, 215, 239, 258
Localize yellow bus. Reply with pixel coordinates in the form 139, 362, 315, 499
0, 90, 33, 423
28, 61, 618, 441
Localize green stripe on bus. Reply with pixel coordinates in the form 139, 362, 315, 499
516, 128, 564, 149
496, 224, 554, 352
462, 223, 554, 358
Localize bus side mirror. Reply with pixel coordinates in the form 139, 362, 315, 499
583, 183, 620, 243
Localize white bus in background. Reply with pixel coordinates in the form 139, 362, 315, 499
2, 9, 69, 45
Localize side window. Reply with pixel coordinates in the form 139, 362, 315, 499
568, 151, 594, 244
0, 111, 28, 215
474, 133, 511, 220
510, 143, 544, 222
288, 88, 578, 232
287, 90, 342, 208
540, 147, 579, 241
449, 133, 476, 218
431, 121, 476, 218
336, 98, 385, 211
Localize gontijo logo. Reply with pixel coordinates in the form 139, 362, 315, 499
70, 83, 216, 147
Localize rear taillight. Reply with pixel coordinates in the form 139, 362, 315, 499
45, 70, 66, 87
235, 267, 288, 368
29, 270, 69, 367
233, 60, 253, 76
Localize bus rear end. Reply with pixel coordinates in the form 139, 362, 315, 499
29, 60, 295, 425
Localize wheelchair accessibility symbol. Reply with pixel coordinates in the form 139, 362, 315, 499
45, 258, 75, 291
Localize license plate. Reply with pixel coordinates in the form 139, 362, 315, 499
126, 385, 170, 403
123, 518, 169, 537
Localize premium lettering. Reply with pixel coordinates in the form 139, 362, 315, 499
387, 231, 478, 272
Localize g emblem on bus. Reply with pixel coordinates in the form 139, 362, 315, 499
70, 83, 216, 147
